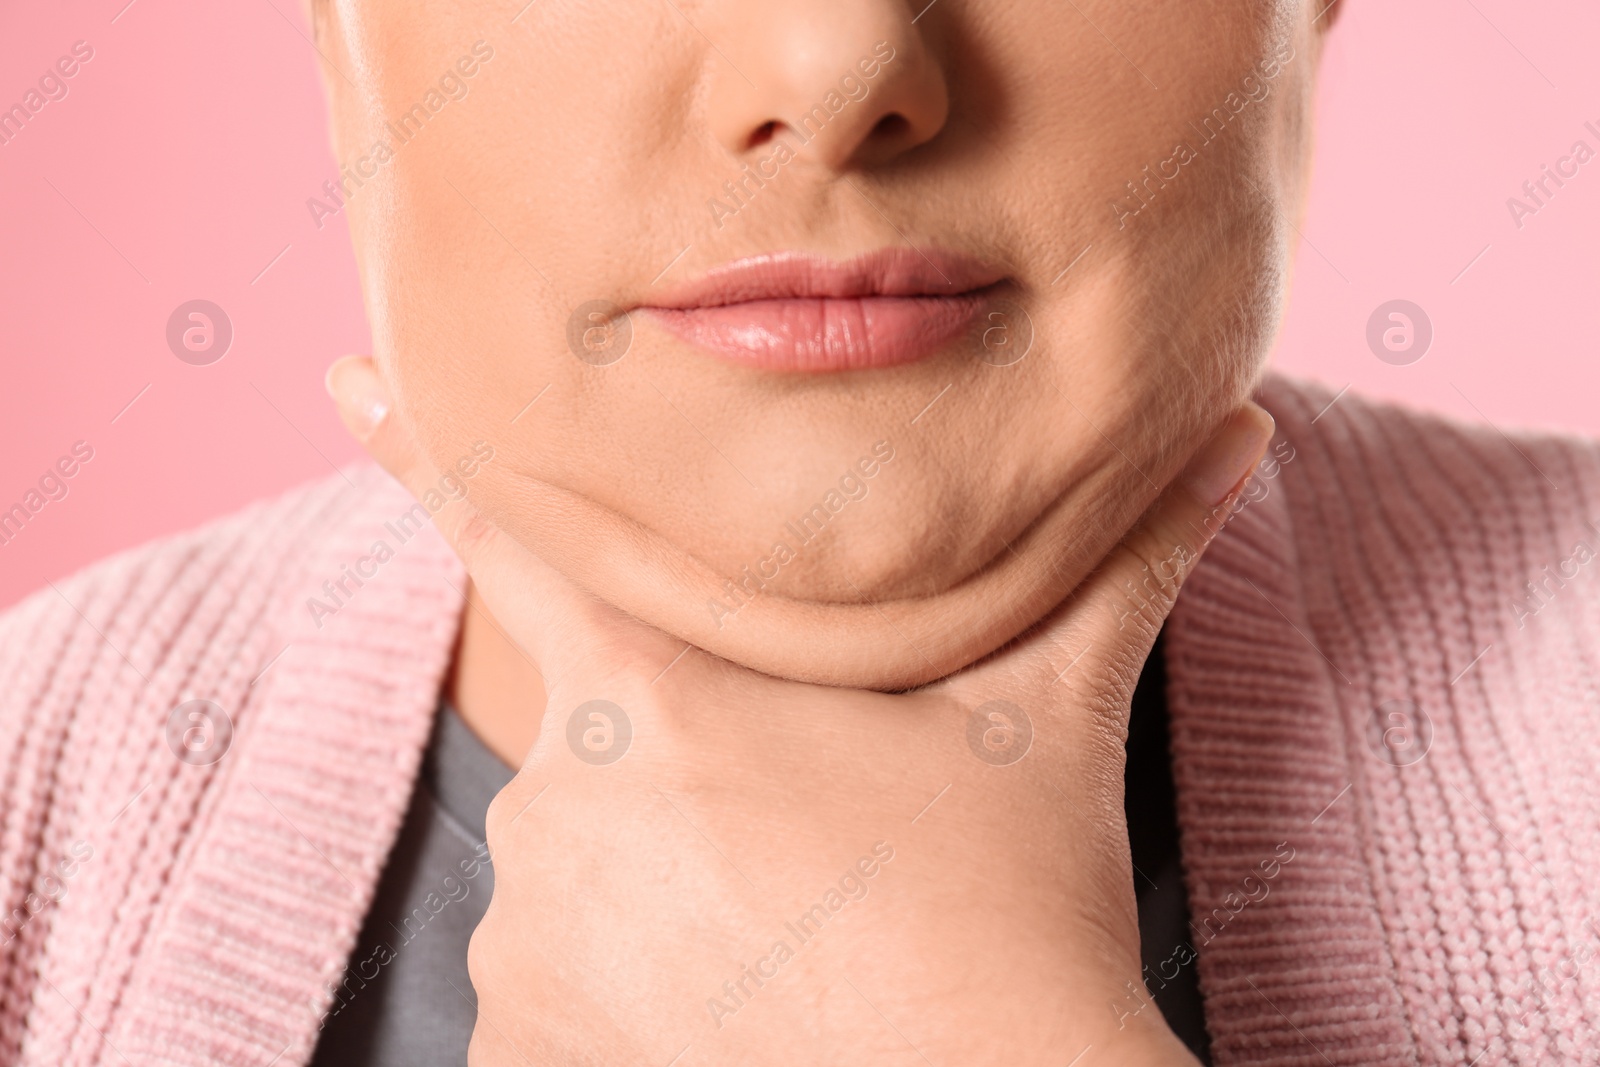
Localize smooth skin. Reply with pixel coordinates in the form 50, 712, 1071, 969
330, 359, 1272, 1065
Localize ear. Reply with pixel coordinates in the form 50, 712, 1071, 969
1315, 0, 1344, 32
301, 0, 352, 91
301, 0, 363, 190
299, 0, 319, 42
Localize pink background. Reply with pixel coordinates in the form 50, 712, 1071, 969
2, 0, 1597, 610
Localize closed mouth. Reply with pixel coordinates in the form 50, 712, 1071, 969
636, 249, 1007, 373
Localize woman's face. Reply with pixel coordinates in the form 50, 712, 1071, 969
314, 0, 1325, 688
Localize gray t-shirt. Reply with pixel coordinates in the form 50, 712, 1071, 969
310, 704, 515, 1066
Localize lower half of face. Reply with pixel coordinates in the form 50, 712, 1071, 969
323, 0, 1318, 687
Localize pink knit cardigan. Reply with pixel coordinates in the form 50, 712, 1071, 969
4, 375, 1599, 1066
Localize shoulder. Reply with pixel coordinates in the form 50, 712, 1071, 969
0, 462, 448, 910
1257, 372, 1600, 577
0, 464, 427, 709
1249, 371, 1600, 683
1168, 376, 1600, 1061
1259, 372, 1600, 503
0, 463, 448, 802
0, 464, 466, 1059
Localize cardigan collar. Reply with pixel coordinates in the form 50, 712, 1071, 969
108, 471, 467, 1066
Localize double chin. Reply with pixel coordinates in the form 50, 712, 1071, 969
488, 468, 1138, 690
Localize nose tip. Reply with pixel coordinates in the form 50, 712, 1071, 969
707, 7, 950, 173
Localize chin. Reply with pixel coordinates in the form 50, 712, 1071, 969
474, 453, 1148, 690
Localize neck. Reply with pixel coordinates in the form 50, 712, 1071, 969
448, 581, 545, 768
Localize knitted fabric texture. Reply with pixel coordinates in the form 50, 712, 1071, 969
2, 375, 1598, 1066
1167, 377, 1600, 1065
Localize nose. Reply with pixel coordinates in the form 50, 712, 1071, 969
705, 0, 950, 172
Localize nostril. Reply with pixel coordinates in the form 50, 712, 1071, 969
871, 113, 910, 143
747, 120, 779, 150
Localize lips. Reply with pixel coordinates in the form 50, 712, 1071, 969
637, 249, 1006, 373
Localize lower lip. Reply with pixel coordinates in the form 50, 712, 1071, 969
642, 294, 989, 373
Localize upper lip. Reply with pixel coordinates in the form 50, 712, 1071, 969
640, 248, 1007, 309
